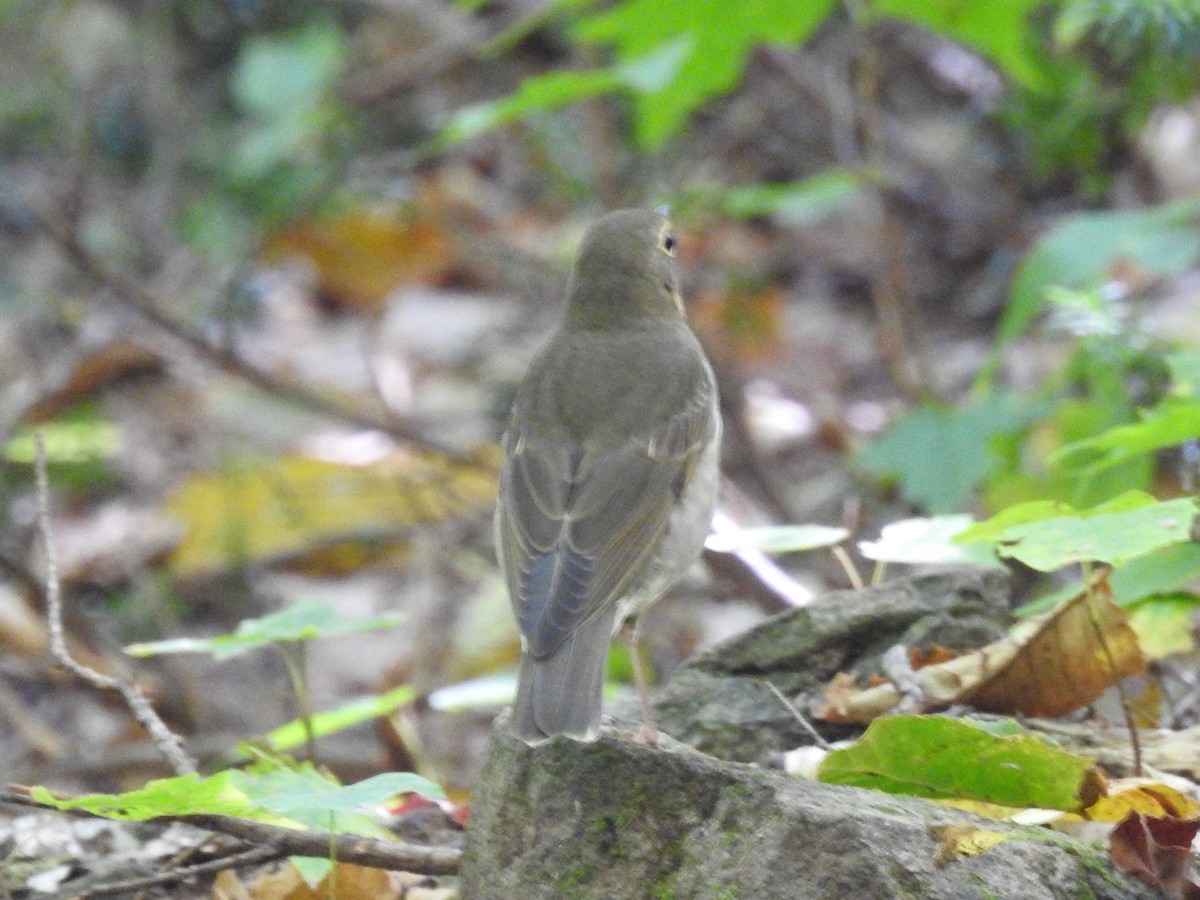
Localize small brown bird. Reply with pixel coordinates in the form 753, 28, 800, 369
495, 208, 721, 744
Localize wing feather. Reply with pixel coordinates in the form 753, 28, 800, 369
497, 356, 716, 659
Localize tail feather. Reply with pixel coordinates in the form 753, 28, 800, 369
511, 606, 618, 745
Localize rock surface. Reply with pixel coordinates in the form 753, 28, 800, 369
462, 717, 1154, 899
651, 569, 1014, 761
462, 571, 1153, 899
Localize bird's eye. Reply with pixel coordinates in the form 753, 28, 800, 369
661, 232, 677, 256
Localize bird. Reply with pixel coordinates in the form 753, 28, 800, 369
495, 208, 721, 745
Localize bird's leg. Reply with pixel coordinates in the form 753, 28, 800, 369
620, 617, 659, 746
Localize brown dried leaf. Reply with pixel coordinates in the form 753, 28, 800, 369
262, 208, 453, 314
216, 861, 409, 900
812, 671, 861, 722
963, 577, 1147, 716
1109, 812, 1200, 899
691, 285, 785, 365
26, 341, 164, 421
827, 578, 1147, 722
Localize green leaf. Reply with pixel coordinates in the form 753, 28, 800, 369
875, 0, 1046, 89
252, 772, 444, 816
126, 602, 402, 660
5, 420, 122, 464
440, 36, 692, 146
32, 765, 443, 888
1126, 592, 1200, 659
613, 34, 694, 92
1052, 398, 1200, 473
991, 495, 1198, 571
1055, 0, 1200, 62
229, 22, 347, 179
1001, 199, 1200, 344
1110, 542, 1200, 605
441, 70, 622, 145
704, 524, 850, 554
817, 715, 1097, 811
31, 772, 277, 822
955, 500, 1077, 544
857, 516, 1002, 567
857, 392, 1040, 513
290, 857, 334, 889
719, 170, 863, 223
256, 684, 417, 752
574, 0, 837, 147
1167, 351, 1200, 399
233, 23, 347, 119
1015, 542, 1200, 616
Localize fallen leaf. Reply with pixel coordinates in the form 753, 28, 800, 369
962, 577, 1146, 715
1109, 812, 1200, 899
166, 447, 497, 578
691, 285, 785, 365
24, 341, 164, 421
817, 715, 1104, 812
262, 207, 452, 314
226, 861, 408, 900
212, 868, 252, 900
932, 823, 1014, 866
824, 577, 1147, 721
1081, 779, 1200, 824
910, 646, 960, 669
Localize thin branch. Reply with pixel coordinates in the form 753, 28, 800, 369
75, 845, 282, 898
843, 2, 936, 400
34, 435, 197, 777
34, 212, 472, 462
178, 813, 462, 875
1081, 562, 1143, 776
2, 789, 463, 876
763, 680, 829, 749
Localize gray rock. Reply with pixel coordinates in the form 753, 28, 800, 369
651, 569, 1013, 761
462, 571, 1152, 899
461, 717, 1153, 899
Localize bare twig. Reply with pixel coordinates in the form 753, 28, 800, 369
1081, 562, 1143, 776
34, 212, 472, 462
34, 435, 197, 776
75, 845, 281, 898
842, 3, 936, 400
178, 813, 462, 875
2, 788, 463, 876
763, 680, 829, 749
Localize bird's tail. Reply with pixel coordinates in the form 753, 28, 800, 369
511, 606, 618, 745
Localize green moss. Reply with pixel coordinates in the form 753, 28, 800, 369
968, 875, 1003, 900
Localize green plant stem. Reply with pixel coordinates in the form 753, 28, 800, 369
279, 641, 318, 766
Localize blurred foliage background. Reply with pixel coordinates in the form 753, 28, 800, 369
1, 0, 1199, 800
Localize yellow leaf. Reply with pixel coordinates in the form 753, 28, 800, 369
167, 449, 497, 578
931, 823, 1013, 866
1077, 779, 1200, 824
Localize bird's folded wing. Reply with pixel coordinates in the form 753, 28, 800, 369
498, 381, 715, 659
